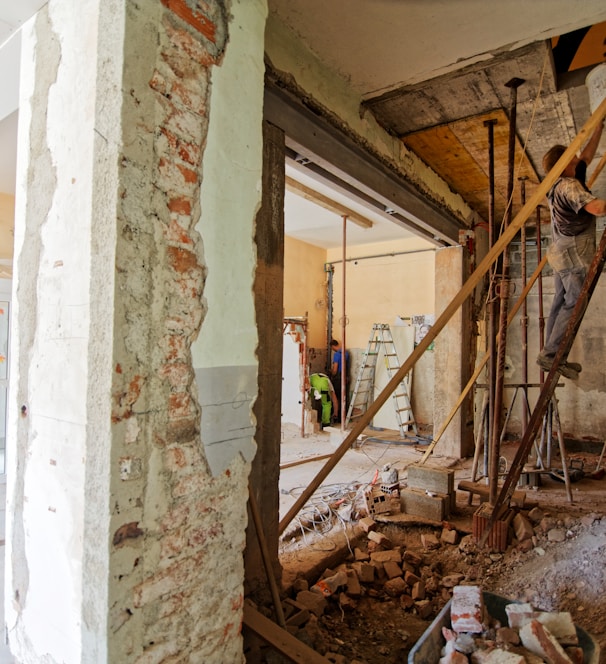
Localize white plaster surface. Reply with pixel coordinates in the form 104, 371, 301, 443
194, 0, 267, 474
6, 1, 114, 661
281, 332, 303, 426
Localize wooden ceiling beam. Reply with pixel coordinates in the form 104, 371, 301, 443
285, 176, 373, 229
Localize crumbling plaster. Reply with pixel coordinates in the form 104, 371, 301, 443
264, 12, 476, 228
7, 0, 265, 662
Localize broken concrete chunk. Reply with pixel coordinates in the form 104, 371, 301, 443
415, 599, 433, 619
345, 569, 362, 597
411, 580, 425, 600
527, 507, 545, 523
513, 513, 534, 542
367, 530, 392, 548
470, 649, 526, 663
421, 532, 441, 550
441, 528, 460, 545
403, 550, 423, 567
292, 577, 309, 593
358, 516, 377, 533
351, 561, 375, 584
505, 602, 535, 629
441, 573, 465, 588
295, 590, 327, 617
453, 632, 475, 654
353, 547, 370, 561
495, 626, 520, 647
404, 570, 422, 586
535, 611, 578, 646
369, 549, 402, 564
519, 619, 574, 664
547, 528, 567, 543
451, 585, 484, 634
400, 594, 415, 609
383, 576, 408, 597
383, 560, 402, 579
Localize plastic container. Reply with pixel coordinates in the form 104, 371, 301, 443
408, 591, 600, 663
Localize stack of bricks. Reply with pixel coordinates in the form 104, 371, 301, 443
400, 464, 455, 521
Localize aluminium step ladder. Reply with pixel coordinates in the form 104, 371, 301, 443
346, 323, 417, 436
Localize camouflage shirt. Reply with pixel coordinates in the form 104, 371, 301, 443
547, 174, 596, 241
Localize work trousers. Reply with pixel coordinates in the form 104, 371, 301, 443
543, 230, 594, 358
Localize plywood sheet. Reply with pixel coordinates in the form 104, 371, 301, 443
403, 110, 541, 226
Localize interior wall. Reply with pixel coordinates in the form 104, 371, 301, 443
326, 237, 436, 425
284, 236, 327, 348
504, 271, 606, 441
0, 192, 15, 266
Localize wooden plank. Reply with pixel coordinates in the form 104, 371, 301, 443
278, 97, 606, 536
457, 480, 528, 507
285, 176, 373, 229
280, 454, 334, 470
243, 602, 329, 664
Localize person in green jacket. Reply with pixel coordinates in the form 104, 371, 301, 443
309, 373, 338, 428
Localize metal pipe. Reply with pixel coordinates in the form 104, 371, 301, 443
484, 118, 498, 486
326, 264, 334, 374
325, 247, 435, 267
341, 215, 347, 432
489, 76, 524, 505
536, 207, 545, 377
519, 177, 529, 434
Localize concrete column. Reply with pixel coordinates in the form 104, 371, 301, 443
7, 1, 266, 662
433, 246, 475, 458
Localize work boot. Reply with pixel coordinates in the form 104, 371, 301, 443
536, 352, 580, 380
563, 360, 582, 373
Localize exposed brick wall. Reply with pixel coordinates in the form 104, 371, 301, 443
109, 2, 248, 661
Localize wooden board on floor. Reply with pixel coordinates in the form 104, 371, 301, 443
243, 601, 330, 663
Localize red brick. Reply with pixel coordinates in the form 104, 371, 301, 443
167, 246, 200, 274
168, 196, 192, 215
158, 362, 192, 388
168, 391, 194, 418
165, 218, 195, 245
384, 577, 408, 597
161, 2, 217, 44
451, 585, 484, 634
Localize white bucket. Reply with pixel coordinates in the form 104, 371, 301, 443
586, 62, 606, 113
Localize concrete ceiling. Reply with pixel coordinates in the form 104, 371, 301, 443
1, 2, 605, 259
269, 0, 606, 237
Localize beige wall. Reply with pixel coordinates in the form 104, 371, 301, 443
284, 236, 327, 348
327, 237, 436, 347
0, 193, 14, 268
326, 236, 436, 425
